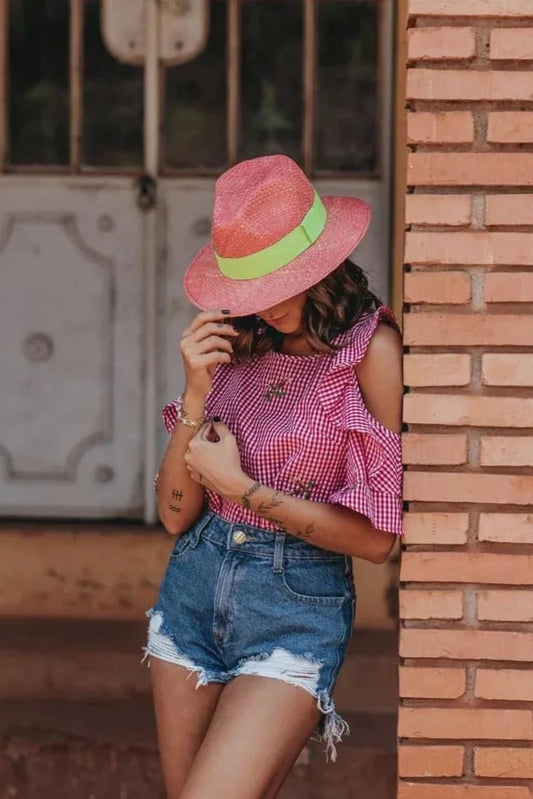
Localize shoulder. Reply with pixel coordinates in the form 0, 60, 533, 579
355, 313, 402, 375
353, 307, 403, 435
330, 304, 400, 365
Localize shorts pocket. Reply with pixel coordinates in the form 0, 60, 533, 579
279, 557, 350, 606
169, 529, 195, 561
168, 508, 213, 562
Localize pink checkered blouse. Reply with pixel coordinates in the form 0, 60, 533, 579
160, 304, 404, 536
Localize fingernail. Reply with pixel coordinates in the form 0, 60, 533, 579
221, 309, 230, 315
213, 415, 221, 422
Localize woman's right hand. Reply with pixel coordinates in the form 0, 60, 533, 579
180, 310, 239, 398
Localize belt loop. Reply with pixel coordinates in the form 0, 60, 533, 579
272, 531, 285, 573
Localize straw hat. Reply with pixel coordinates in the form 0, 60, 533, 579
183, 154, 371, 316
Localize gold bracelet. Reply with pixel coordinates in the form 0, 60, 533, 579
175, 394, 206, 428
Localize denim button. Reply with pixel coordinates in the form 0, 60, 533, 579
233, 530, 248, 544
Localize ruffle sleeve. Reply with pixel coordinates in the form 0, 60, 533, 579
161, 398, 180, 435
318, 304, 404, 536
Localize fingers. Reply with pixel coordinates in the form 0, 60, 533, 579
196, 420, 215, 442
188, 321, 238, 344
188, 420, 219, 445
182, 311, 233, 338
180, 321, 237, 367
188, 351, 232, 369
185, 464, 203, 484
193, 334, 234, 355
210, 420, 231, 437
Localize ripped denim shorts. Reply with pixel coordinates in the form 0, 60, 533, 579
142, 506, 356, 762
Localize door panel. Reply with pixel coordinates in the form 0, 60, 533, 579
0, 178, 144, 518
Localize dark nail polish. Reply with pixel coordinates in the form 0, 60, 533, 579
221, 309, 230, 314
213, 415, 221, 422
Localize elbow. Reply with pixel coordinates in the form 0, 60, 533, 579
370, 549, 390, 565
368, 530, 397, 564
161, 519, 183, 536
157, 507, 185, 536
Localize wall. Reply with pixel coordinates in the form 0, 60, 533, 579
399, 1, 533, 797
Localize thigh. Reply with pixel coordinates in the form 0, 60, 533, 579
149, 656, 226, 799
178, 674, 322, 799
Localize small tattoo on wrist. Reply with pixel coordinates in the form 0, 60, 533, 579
171, 489, 184, 500
241, 480, 261, 509
168, 504, 182, 513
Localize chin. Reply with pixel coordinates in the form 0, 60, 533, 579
271, 319, 295, 333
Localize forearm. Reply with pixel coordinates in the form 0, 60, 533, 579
157, 392, 207, 535
226, 476, 396, 564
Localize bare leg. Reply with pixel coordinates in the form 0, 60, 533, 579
179, 674, 322, 799
149, 656, 226, 798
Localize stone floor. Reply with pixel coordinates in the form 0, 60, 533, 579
0, 620, 398, 798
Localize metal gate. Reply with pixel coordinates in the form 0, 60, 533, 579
0, 0, 394, 522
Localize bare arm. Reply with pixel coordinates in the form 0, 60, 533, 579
156, 391, 210, 534
226, 477, 395, 563
157, 310, 238, 535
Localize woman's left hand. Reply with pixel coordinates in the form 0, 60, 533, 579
184, 420, 247, 496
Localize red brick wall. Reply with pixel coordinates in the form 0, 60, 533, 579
399, 1, 533, 797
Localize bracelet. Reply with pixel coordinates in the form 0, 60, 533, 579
175, 394, 207, 428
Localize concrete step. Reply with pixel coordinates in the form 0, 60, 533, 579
0, 699, 396, 799
0, 620, 398, 714
0, 621, 397, 797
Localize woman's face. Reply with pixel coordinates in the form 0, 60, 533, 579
256, 291, 307, 335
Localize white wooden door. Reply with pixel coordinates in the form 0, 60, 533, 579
0, 178, 144, 517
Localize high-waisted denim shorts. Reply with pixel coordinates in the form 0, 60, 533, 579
142, 506, 356, 762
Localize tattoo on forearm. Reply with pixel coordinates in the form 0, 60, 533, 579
171, 488, 184, 500
241, 481, 261, 509
294, 522, 316, 540
254, 491, 286, 531
243, 486, 317, 541
168, 504, 182, 513
257, 491, 283, 514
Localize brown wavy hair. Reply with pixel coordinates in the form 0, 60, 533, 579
230, 258, 388, 361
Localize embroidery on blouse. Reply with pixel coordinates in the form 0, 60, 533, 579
264, 376, 292, 401
294, 478, 317, 499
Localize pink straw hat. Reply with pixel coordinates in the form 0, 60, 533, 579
183, 154, 371, 316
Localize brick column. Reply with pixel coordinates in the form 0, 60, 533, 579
398, 1, 533, 798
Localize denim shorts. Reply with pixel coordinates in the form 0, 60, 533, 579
142, 506, 356, 762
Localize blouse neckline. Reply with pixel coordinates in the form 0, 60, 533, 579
267, 348, 325, 361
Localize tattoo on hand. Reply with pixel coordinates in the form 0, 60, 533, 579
241, 481, 261, 509
168, 504, 182, 513
171, 488, 184, 501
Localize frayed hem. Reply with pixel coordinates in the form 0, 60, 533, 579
141, 608, 227, 689
229, 647, 350, 763
310, 691, 351, 763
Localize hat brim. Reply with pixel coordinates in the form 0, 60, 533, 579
182, 195, 371, 316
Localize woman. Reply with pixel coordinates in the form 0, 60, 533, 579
142, 154, 404, 799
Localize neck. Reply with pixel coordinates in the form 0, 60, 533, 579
279, 331, 314, 355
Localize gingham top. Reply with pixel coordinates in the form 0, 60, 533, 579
160, 304, 404, 536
